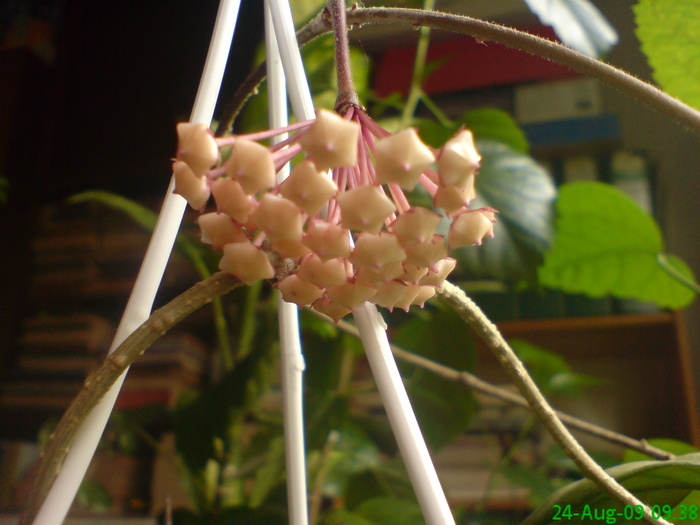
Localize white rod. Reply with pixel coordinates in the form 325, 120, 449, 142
354, 304, 455, 525
265, 4, 309, 525
31, 2, 241, 524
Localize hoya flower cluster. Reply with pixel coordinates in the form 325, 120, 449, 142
173, 108, 495, 321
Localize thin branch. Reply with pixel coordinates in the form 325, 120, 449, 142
436, 281, 671, 525
217, 6, 700, 137
329, 0, 360, 112
22, 272, 244, 525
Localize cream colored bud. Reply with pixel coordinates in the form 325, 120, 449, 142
210, 177, 257, 223
297, 254, 348, 288
398, 264, 429, 284
370, 281, 409, 310
299, 109, 360, 170
418, 257, 457, 287
198, 213, 248, 247
176, 123, 219, 177
448, 210, 496, 249
337, 184, 396, 233
251, 194, 303, 243
351, 232, 406, 270
277, 275, 324, 307
311, 295, 352, 323
434, 184, 473, 215
411, 285, 436, 307
219, 242, 275, 285
438, 130, 480, 187
224, 138, 276, 195
173, 161, 211, 210
326, 281, 377, 310
270, 239, 311, 259
403, 234, 448, 267
390, 207, 442, 246
279, 159, 337, 216
374, 128, 435, 190
302, 220, 352, 261
354, 261, 404, 284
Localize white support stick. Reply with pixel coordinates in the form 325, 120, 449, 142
30, 2, 241, 524
354, 305, 455, 525
265, 4, 309, 525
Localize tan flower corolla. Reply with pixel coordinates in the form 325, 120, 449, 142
299, 109, 360, 170
418, 258, 456, 287
279, 159, 337, 216
302, 220, 352, 261
351, 232, 406, 270
277, 275, 324, 307
310, 295, 352, 323
173, 160, 210, 211
434, 184, 474, 215
225, 138, 276, 195
390, 207, 442, 246
326, 281, 377, 310
398, 264, 429, 284
337, 185, 396, 233
251, 194, 303, 242
374, 128, 435, 191
297, 254, 348, 288
198, 213, 248, 247
176, 123, 219, 177
411, 286, 436, 307
448, 210, 496, 249
210, 177, 257, 223
219, 242, 275, 285
403, 234, 448, 267
438, 130, 480, 187
354, 261, 404, 284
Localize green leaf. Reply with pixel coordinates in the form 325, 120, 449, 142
634, 0, 700, 111
624, 438, 699, 463
538, 181, 696, 309
461, 108, 530, 154
454, 140, 556, 283
523, 452, 700, 525
338, 497, 426, 525
343, 461, 415, 510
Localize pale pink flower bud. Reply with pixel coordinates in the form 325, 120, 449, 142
398, 264, 429, 284
279, 159, 337, 216
351, 232, 406, 270
251, 194, 303, 242
434, 184, 473, 215
390, 207, 442, 246
302, 220, 352, 261
224, 138, 276, 195
411, 286, 436, 307
326, 281, 377, 310
173, 160, 211, 211
311, 295, 352, 323
297, 254, 348, 288
337, 185, 396, 233
277, 275, 324, 307
418, 257, 457, 287
198, 213, 248, 247
210, 178, 257, 223
354, 261, 404, 284
374, 128, 435, 191
176, 123, 220, 177
299, 109, 360, 170
270, 239, 311, 259
448, 210, 496, 249
403, 234, 448, 267
219, 242, 275, 285
371, 281, 409, 310
438, 130, 480, 187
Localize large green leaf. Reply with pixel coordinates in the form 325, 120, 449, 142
523, 453, 700, 525
538, 181, 696, 309
332, 497, 425, 525
454, 140, 557, 283
462, 108, 530, 154
634, 0, 700, 111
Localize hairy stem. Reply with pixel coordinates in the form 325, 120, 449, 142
330, 0, 360, 112
436, 282, 670, 525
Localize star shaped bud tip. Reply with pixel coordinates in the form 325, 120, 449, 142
390, 207, 442, 246
448, 209, 497, 249
279, 159, 337, 216
438, 129, 481, 187
224, 138, 276, 195
374, 128, 435, 191
176, 123, 220, 177
326, 281, 377, 311
251, 194, 303, 243
297, 254, 348, 288
277, 275, 324, 307
302, 220, 352, 261
299, 109, 361, 170
210, 178, 258, 223
403, 234, 448, 268
219, 242, 275, 285
418, 257, 457, 288
434, 184, 474, 215
173, 160, 210, 211
351, 232, 406, 270
198, 213, 248, 248
337, 185, 396, 233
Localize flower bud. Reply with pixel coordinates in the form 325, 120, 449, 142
403, 234, 448, 267
302, 220, 352, 261
448, 210, 496, 249
176, 123, 219, 177
279, 159, 337, 216
297, 254, 348, 288
326, 281, 377, 310
219, 242, 275, 285
173, 160, 210, 211
251, 194, 303, 242
299, 109, 360, 170
434, 184, 473, 215
438, 130, 480, 187
418, 257, 456, 287
210, 177, 257, 223
411, 286, 436, 307
224, 138, 276, 195
390, 207, 442, 246
374, 128, 435, 190
337, 184, 396, 233
398, 264, 429, 284
277, 275, 324, 307
354, 261, 404, 284
351, 232, 406, 270
270, 239, 311, 259
198, 213, 248, 247
311, 295, 352, 323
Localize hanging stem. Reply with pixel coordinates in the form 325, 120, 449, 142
330, 0, 360, 112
